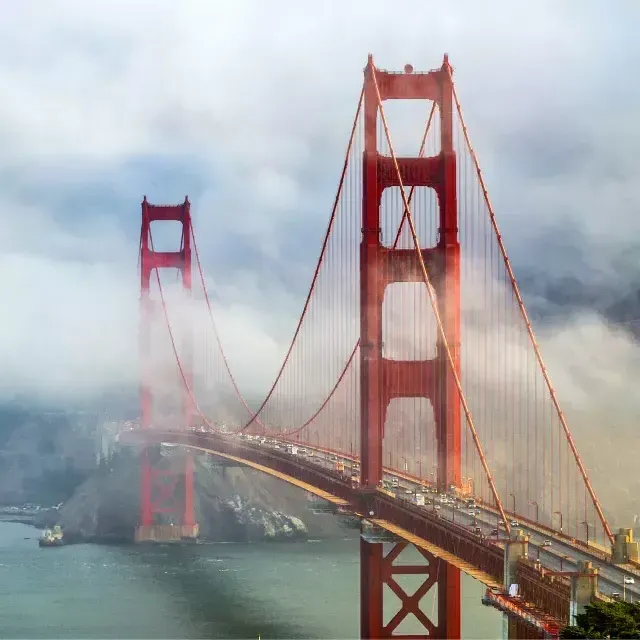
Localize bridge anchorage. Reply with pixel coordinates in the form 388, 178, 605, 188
121, 51, 640, 638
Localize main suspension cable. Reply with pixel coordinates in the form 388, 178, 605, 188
449, 71, 613, 545
238, 86, 365, 432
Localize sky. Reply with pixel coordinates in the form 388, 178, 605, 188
0, 2, 639, 517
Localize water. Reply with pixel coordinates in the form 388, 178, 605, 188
0, 522, 502, 638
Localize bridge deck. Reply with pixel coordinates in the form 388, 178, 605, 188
186, 443, 502, 588
183, 444, 350, 507
367, 518, 503, 590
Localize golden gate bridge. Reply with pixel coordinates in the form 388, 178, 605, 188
118, 55, 639, 639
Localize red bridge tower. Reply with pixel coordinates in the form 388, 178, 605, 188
359, 56, 461, 638
136, 196, 198, 543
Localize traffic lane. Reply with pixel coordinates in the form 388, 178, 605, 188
435, 504, 637, 598
390, 488, 640, 596
433, 495, 639, 585
453, 508, 640, 598
253, 445, 639, 597
251, 442, 639, 596
517, 527, 639, 594
311, 455, 639, 598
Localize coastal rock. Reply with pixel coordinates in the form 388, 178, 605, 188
56, 448, 346, 542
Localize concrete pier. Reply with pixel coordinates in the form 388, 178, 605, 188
134, 523, 199, 543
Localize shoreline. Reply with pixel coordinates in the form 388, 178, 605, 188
0, 517, 332, 547
0, 515, 41, 525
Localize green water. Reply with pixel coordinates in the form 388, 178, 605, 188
0, 521, 502, 638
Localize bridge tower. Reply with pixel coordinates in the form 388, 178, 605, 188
359, 56, 461, 638
136, 196, 199, 543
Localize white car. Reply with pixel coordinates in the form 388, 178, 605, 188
624, 577, 635, 585
510, 520, 519, 527
541, 540, 552, 547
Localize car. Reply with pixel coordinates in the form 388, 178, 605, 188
490, 528, 499, 536
624, 577, 635, 585
541, 540, 552, 547
510, 520, 519, 527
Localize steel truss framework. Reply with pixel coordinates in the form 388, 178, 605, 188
361, 539, 451, 638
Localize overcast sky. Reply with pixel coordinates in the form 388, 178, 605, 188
1, 1, 640, 517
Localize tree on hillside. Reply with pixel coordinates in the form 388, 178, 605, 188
561, 599, 640, 639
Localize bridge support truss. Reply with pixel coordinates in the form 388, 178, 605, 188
137, 196, 198, 543
360, 524, 458, 639
359, 57, 461, 637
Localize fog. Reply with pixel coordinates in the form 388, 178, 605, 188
0, 1, 639, 525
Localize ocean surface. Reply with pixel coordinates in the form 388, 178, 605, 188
0, 521, 502, 638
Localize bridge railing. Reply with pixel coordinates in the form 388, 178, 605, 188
516, 557, 571, 624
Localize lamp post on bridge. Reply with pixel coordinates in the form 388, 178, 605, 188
530, 501, 539, 522
509, 492, 516, 514
559, 554, 571, 571
581, 520, 589, 544
554, 510, 563, 534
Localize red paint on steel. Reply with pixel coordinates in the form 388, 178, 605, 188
360, 55, 463, 637
139, 197, 195, 530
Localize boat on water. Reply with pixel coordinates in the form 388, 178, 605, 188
39, 525, 64, 547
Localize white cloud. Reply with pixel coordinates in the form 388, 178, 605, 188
0, 0, 639, 525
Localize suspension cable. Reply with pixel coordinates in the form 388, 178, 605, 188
237, 85, 365, 431
188, 93, 436, 437
449, 71, 613, 545
148, 87, 365, 438
144, 218, 216, 433
190, 225, 266, 429
392, 100, 436, 248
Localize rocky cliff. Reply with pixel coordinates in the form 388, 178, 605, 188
50, 448, 349, 543
0, 406, 97, 505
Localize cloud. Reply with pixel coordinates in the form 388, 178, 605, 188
0, 0, 639, 524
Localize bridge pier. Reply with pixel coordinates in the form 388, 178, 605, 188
134, 523, 199, 544
504, 530, 531, 640
569, 560, 599, 625
504, 529, 529, 590
359, 521, 460, 639
612, 528, 639, 564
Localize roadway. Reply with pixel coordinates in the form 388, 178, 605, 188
232, 433, 638, 602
